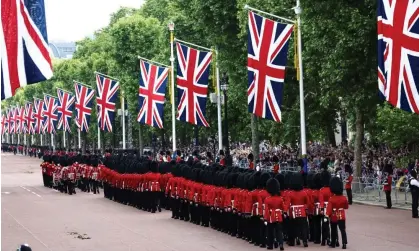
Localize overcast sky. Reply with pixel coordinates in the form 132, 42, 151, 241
45, 0, 145, 42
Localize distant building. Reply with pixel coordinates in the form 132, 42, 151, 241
49, 42, 76, 59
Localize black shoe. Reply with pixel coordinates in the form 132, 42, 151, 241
303, 242, 308, 248
321, 241, 326, 246
336, 242, 340, 247
259, 244, 266, 248
279, 244, 284, 250
296, 240, 301, 246
267, 247, 273, 250
342, 244, 346, 249
314, 241, 321, 244
274, 242, 279, 248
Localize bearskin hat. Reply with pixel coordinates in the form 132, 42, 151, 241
314, 173, 323, 189
330, 176, 343, 195
290, 173, 303, 191
266, 178, 280, 196
247, 173, 257, 191
274, 173, 285, 188
411, 169, 417, 179
272, 155, 279, 163
384, 163, 393, 174
307, 172, 316, 189
219, 149, 225, 156
344, 164, 352, 174
321, 170, 331, 187
259, 172, 271, 189
248, 153, 254, 161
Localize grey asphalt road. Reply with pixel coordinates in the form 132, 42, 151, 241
1, 153, 418, 251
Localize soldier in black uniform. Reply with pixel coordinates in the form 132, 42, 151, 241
408, 170, 419, 218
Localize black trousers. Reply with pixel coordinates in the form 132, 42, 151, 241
267, 222, 284, 248
385, 190, 392, 208
412, 190, 418, 218
346, 188, 353, 204
312, 215, 322, 243
330, 220, 347, 246
90, 179, 99, 194
292, 217, 308, 244
321, 216, 330, 243
308, 215, 314, 241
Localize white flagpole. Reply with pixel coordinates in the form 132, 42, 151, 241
121, 97, 126, 149
78, 129, 81, 149
63, 130, 66, 148
24, 134, 26, 146
51, 133, 54, 150
296, 0, 306, 155
40, 134, 42, 146
169, 21, 176, 152
216, 56, 223, 151
31, 134, 34, 145
98, 126, 101, 150
18, 134, 20, 144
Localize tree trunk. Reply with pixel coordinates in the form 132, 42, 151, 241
251, 114, 260, 161
354, 109, 364, 179
127, 111, 133, 149
82, 131, 86, 154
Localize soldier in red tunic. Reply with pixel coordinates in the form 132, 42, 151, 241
90, 156, 100, 194
248, 153, 255, 170
326, 177, 349, 249
264, 177, 288, 250
310, 173, 323, 244
319, 168, 332, 246
344, 164, 353, 205
288, 173, 310, 247
219, 150, 226, 166
272, 155, 280, 174
383, 163, 393, 209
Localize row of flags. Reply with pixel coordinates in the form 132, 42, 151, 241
2, 0, 418, 139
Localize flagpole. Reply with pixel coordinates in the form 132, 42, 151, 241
78, 129, 81, 149
18, 134, 20, 144
137, 56, 170, 68
51, 133, 54, 151
31, 134, 33, 145
98, 126, 101, 150
216, 51, 223, 151
295, 0, 306, 156
121, 97, 126, 149
63, 130, 66, 148
40, 134, 42, 146
169, 21, 176, 152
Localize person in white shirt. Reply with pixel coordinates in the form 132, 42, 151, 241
408, 170, 419, 218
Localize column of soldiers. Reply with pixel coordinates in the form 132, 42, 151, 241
1, 143, 47, 158
97, 153, 349, 250
40, 150, 102, 195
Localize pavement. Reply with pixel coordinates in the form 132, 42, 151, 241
2, 153, 419, 251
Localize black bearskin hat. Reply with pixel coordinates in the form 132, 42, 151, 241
290, 173, 303, 191
344, 164, 352, 174
150, 161, 159, 173
259, 172, 271, 189
166, 151, 171, 156
247, 173, 257, 191
330, 176, 343, 195
307, 172, 316, 189
314, 173, 323, 189
219, 149, 225, 156
283, 172, 293, 190
411, 169, 417, 179
248, 153, 254, 161
274, 173, 285, 189
321, 170, 331, 187
266, 178, 280, 196
272, 155, 279, 163
384, 163, 393, 174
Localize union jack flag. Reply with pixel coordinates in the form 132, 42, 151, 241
378, 0, 419, 114
247, 11, 293, 122
137, 60, 169, 129
1, 112, 8, 135
176, 42, 212, 127
33, 98, 44, 134
96, 74, 119, 132
57, 89, 75, 133
16, 105, 26, 133
42, 95, 58, 134
1, 0, 53, 100
74, 82, 95, 132
24, 102, 35, 134
9, 107, 17, 134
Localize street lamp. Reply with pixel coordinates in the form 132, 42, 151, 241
220, 73, 231, 165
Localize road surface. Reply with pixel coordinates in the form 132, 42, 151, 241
1, 153, 418, 251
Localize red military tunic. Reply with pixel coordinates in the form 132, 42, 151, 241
383, 175, 392, 192
345, 175, 353, 190
326, 195, 349, 222
310, 189, 321, 215
264, 195, 288, 223
319, 187, 332, 210
249, 162, 255, 170
288, 190, 310, 218
220, 158, 226, 166
273, 163, 280, 174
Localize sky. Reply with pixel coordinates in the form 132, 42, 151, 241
45, 0, 145, 42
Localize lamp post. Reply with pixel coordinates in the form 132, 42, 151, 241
220, 73, 230, 164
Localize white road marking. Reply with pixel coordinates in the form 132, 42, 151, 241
20, 186, 42, 197
3, 208, 53, 251
2, 192, 11, 194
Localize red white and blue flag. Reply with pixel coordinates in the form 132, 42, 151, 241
57, 88, 75, 133
33, 98, 44, 134
17, 105, 26, 133
96, 74, 119, 132
1, 112, 8, 135
42, 95, 58, 134
137, 60, 169, 129
24, 102, 35, 134
378, 0, 419, 114
9, 107, 17, 134
74, 82, 95, 132
176, 42, 212, 127
1, 0, 53, 100
247, 11, 293, 122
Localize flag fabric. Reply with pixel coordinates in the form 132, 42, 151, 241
137, 60, 169, 129
1, 112, 8, 135
24, 102, 35, 134
74, 82, 95, 132
176, 42, 212, 127
377, 0, 419, 114
33, 98, 44, 134
1, 0, 53, 100
42, 95, 58, 134
96, 74, 119, 132
9, 107, 17, 134
247, 11, 293, 122
57, 89, 75, 133
4, 110, 10, 134
15, 106, 25, 134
